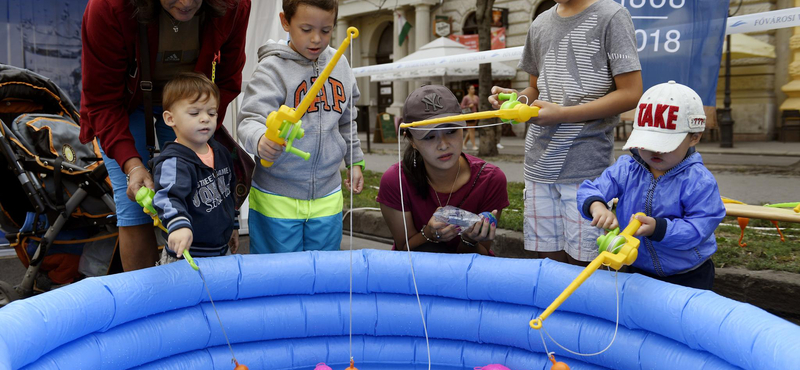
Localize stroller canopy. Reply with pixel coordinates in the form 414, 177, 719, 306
0, 64, 80, 124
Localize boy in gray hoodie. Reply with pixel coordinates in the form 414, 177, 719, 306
237, 0, 364, 254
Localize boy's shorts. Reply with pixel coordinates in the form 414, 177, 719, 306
523, 180, 602, 262
248, 188, 344, 254
100, 106, 175, 227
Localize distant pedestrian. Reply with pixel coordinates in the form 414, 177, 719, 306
461, 84, 479, 150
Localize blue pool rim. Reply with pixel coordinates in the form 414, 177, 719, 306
1, 249, 798, 370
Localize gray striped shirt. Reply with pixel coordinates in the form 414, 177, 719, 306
518, 0, 640, 184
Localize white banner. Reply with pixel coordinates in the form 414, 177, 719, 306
352, 47, 523, 77
726, 7, 800, 35
353, 8, 800, 78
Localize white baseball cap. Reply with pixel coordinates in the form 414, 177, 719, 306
623, 80, 706, 153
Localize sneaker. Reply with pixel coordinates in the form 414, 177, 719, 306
472, 145, 478, 150
496, 143, 504, 149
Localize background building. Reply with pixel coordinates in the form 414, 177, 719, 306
335, 0, 796, 142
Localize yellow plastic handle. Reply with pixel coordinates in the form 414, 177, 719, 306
530, 212, 645, 330
400, 102, 538, 129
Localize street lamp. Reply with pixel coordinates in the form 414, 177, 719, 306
719, 33, 734, 148
719, 1, 742, 148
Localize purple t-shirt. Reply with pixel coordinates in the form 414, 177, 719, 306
376, 154, 510, 252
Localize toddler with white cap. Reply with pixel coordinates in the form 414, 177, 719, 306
576, 81, 726, 290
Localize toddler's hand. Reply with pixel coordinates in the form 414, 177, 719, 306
590, 201, 618, 230
344, 166, 364, 194
229, 229, 240, 254
489, 86, 518, 109
633, 214, 657, 237
168, 228, 193, 257
257, 135, 285, 163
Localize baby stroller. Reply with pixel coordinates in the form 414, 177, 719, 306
0, 64, 120, 307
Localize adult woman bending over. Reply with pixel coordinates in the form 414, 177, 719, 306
80, 0, 251, 271
376, 85, 509, 254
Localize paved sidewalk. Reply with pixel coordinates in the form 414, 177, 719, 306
349, 132, 800, 205
359, 131, 800, 158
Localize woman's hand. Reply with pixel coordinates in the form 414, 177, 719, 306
124, 158, 153, 201
426, 211, 459, 243
345, 166, 364, 194
461, 210, 498, 243
489, 86, 519, 109
257, 135, 285, 163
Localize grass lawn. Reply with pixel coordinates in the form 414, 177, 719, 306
343, 169, 800, 273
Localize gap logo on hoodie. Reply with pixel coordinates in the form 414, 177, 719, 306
192, 167, 232, 212
294, 77, 347, 114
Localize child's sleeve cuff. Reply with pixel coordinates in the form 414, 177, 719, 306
346, 160, 366, 170
581, 196, 607, 219
649, 217, 668, 242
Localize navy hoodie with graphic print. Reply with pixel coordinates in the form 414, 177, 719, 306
152, 140, 236, 257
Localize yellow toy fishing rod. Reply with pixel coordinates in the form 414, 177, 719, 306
260, 27, 359, 167
530, 212, 645, 331
529, 213, 644, 370
398, 92, 539, 129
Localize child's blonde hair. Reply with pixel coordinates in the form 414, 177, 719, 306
162, 72, 220, 111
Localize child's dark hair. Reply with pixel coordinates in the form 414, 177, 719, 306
162, 72, 220, 112
400, 131, 429, 200
130, 0, 237, 23
283, 0, 338, 23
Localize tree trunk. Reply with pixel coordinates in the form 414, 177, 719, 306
476, 0, 497, 156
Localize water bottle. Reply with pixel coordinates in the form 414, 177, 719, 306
433, 206, 497, 228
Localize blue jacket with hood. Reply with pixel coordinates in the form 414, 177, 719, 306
577, 148, 725, 276
152, 140, 237, 257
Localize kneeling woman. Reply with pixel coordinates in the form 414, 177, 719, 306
376, 85, 509, 254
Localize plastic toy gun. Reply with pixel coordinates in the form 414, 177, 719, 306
135, 187, 168, 233
529, 212, 645, 330
399, 92, 539, 130
260, 27, 360, 167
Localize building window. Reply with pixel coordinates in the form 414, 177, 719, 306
463, 12, 477, 35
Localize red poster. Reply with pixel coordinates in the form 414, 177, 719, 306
449, 27, 506, 51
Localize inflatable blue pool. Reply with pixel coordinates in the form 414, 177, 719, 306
0, 250, 798, 370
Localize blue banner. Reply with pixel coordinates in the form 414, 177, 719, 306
1, 0, 732, 109
0, 0, 88, 106
619, 0, 731, 106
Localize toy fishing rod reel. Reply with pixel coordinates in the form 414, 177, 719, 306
278, 118, 310, 161
497, 92, 538, 125
497, 92, 522, 124
597, 228, 627, 254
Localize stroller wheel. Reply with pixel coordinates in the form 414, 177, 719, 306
0, 280, 19, 307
